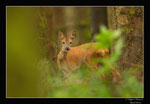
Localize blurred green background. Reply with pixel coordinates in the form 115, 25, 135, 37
7, 7, 41, 97
7, 7, 143, 97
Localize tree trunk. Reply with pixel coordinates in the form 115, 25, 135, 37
107, 7, 144, 70
90, 7, 108, 40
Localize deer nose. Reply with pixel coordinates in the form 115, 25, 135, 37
65, 47, 70, 51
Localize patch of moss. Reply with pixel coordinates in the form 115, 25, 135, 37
129, 8, 135, 16
123, 27, 131, 34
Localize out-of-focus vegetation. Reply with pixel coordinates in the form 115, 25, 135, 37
94, 26, 123, 77
7, 7, 41, 97
7, 7, 143, 97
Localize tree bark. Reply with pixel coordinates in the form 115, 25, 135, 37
107, 7, 144, 70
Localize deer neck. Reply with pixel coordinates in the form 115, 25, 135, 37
59, 50, 68, 66
60, 50, 68, 60
59, 50, 69, 71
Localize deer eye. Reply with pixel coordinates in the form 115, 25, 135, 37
70, 42, 72, 44
62, 42, 65, 44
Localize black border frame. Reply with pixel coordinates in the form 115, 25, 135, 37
0, 0, 145, 104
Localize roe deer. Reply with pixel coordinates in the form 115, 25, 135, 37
57, 31, 121, 81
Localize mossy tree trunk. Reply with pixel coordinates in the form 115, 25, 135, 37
107, 7, 143, 72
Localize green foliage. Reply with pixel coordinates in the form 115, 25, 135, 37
94, 25, 122, 48
94, 26, 124, 76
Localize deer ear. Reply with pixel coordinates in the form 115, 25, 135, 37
70, 31, 76, 40
58, 31, 65, 40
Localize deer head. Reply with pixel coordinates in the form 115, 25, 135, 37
58, 31, 76, 52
